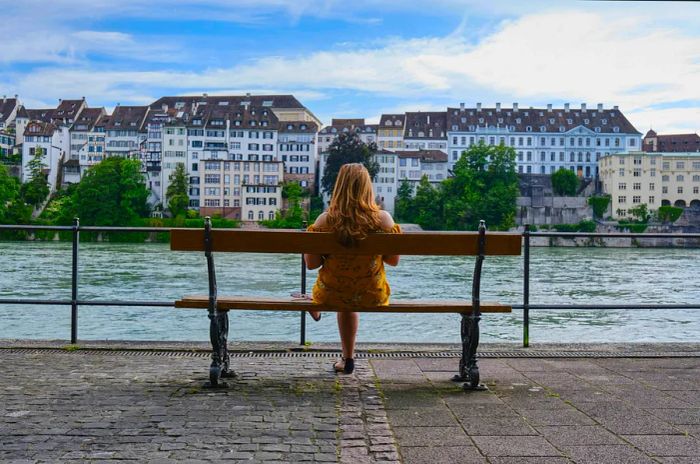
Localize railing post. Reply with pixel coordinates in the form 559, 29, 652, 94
523, 224, 530, 348
70, 217, 79, 344
300, 220, 308, 346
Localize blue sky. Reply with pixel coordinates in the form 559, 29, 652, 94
1, 0, 699, 133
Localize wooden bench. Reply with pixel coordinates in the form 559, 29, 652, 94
171, 218, 522, 390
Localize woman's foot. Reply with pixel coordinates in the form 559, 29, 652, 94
309, 311, 321, 322
333, 357, 355, 374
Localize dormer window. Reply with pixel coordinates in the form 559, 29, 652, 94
385, 120, 393, 126
396, 120, 402, 126
331, 128, 337, 133
478, 118, 484, 124
566, 119, 573, 124
287, 124, 293, 130
262, 110, 268, 115
613, 127, 619, 133
300, 124, 307, 130
452, 125, 458, 131
234, 120, 241, 126
526, 126, 532, 132
469, 125, 475, 131
584, 119, 590, 124
130, 122, 136, 126
262, 121, 268, 127
540, 126, 546, 132
193, 119, 202, 126
115, 121, 121, 126
549, 118, 555, 124
559, 126, 565, 132
515, 118, 521, 124
595, 127, 601, 133
601, 119, 607, 125
524, 111, 529, 116
498, 118, 504, 124
461, 117, 466, 123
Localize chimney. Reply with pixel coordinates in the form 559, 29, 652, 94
81, 96, 85, 101
597, 103, 603, 111
162, 104, 168, 112
476, 102, 482, 111
613, 105, 619, 110
246, 92, 251, 98
513, 102, 518, 111
427, 115, 431, 124
581, 103, 587, 111
203, 93, 208, 98
564, 103, 570, 112
496, 102, 501, 111
459, 102, 465, 111
547, 104, 552, 112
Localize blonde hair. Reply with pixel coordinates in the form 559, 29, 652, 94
326, 163, 382, 246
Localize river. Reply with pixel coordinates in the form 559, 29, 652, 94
0, 242, 698, 343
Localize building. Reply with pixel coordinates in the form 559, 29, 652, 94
403, 111, 447, 153
374, 149, 398, 213
377, 114, 405, 150
0, 96, 20, 131
278, 120, 318, 192
447, 103, 642, 177
317, 119, 378, 155
599, 151, 700, 219
104, 105, 148, 158
396, 149, 449, 187
68, 107, 106, 182
21, 120, 69, 192
643, 130, 700, 153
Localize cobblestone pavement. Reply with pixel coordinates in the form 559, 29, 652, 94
1, 347, 699, 463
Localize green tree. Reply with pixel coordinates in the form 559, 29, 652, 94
412, 175, 443, 229
262, 181, 305, 229
657, 205, 683, 223
628, 203, 651, 223
394, 179, 414, 223
20, 147, 50, 207
0, 164, 31, 224
321, 132, 379, 196
165, 163, 189, 217
588, 195, 611, 219
551, 168, 579, 196
73, 157, 150, 226
441, 143, 518, 230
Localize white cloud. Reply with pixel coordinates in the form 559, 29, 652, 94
3, 6, 699, 133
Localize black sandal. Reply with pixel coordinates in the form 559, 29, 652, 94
333, 357, 355, 374
308, 311, 321, 322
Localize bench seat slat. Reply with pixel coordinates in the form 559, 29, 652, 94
175, 295, 511, 313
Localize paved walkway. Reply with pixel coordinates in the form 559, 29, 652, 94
1, 344, 699, 463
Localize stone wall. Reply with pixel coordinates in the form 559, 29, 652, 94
516, 196, 592, 226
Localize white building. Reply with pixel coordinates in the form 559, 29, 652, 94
600, 151, 700, 219
68, 107, 106, 183
104, 105, 148, 159
396, 149, 449, 188
21, 121, 69, 192
446, 102, 642, 176
278, 121, 317, 191
0, 96, 20, 132
374, 149, 398, 214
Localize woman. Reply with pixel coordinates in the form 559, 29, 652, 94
304, 163, 401, 374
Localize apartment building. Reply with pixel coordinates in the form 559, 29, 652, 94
0, 96, 20, 131
374, 149, 398, 213
317, 119, 378, 154
278, 121, 317, 191
377, 114, 405, 150
21, 120, 69, 192
402, 112, 447, 153
104, 105, 148, 158
68, 107, 106, 182
396, 149, 448, 187
447, 103, 642, 176
643, 130, 700, 153
599, 151, 700, 219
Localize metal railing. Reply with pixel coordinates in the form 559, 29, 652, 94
1, 220, 699, 347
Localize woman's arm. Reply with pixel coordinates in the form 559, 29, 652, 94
304, 213, 327, 270
379, 211, 400, 266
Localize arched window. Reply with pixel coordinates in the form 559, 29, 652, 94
248, 211, 253, 220
258, 211, 264, 220
268, 211, 275, 220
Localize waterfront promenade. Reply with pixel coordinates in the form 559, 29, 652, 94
1, 341, 699, 463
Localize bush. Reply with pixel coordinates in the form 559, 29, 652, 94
552, 220, 597, 232
551, 168, 579, 196
657, 205, 683, 223
588, 195, 611, 219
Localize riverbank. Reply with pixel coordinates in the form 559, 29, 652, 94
2, 340, 698, 463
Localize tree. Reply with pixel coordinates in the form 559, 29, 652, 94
73, 157, 150, 226
394, 179, 414, 223
262, 181, 305, 229
0, 164, 22, 223
321, 132, 379, 196
441, 143, 518, 230
20, 147, 50, 207
551, 168, 579, 196
412, 175, 443, 229
588, 195, 611, 219
628, 203, 651, 223
166, 163, 189, 217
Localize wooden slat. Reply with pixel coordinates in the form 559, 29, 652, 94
170, 229, 522, 256
175, 295, 512, 313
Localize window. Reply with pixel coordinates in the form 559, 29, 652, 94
618, 196, 626, 204
649, 196, 655, 204
662, 175, 669, 182
678, 187, 683, 194
650, 169, 656, 177
618, 183, 626, 190
677, 161, 685, 169
649, 183, 655, 191
695, 187, 700, 194
693, 175, 700, 182
633, 196, 641, 204
662, 186, 668, 194
663, 162, 670, 169
619, 168, 625, 176
633, 169, 641, 177
677, 175, 684, 182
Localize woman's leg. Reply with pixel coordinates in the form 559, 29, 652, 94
337, 311, 359, 359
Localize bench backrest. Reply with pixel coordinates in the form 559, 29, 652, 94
170, 229, 522, 256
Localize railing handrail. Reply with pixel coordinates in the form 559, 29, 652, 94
0, 221, 699, 346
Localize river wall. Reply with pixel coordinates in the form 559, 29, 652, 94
517, 196, 592, 226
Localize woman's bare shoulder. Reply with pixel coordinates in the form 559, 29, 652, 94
313, 212, 329, 228
378, 210, 395, 229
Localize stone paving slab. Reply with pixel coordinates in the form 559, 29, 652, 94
0, 344, 698, 463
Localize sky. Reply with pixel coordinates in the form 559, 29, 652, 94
1, 0, 699, 134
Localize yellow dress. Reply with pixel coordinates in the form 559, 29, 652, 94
307, 223, 402, 309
